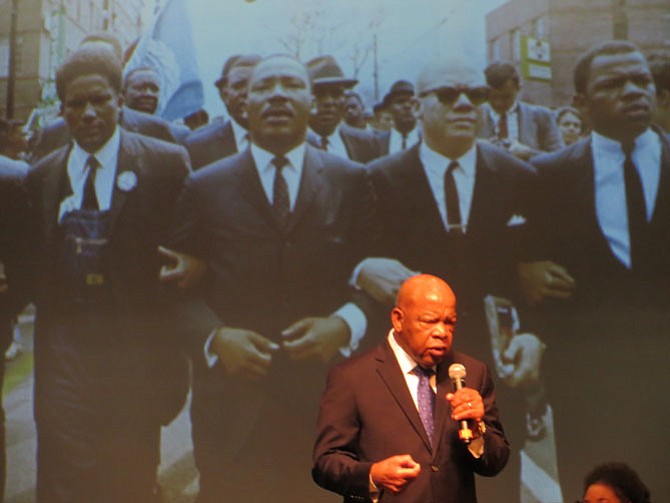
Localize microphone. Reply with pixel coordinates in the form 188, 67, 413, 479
448, 363, 474, 444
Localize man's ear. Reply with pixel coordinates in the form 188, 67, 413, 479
658, 88, 670, 108
391, 307, 404, 333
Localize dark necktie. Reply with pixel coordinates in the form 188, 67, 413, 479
413, 366, 436, 446
272, 156, 290, 225
621, 142, 647, 268
498, 111, 509, 140
320, 136, 329, 151
81, 155, 100, 211
401, 132, 408, 150
444, 161, 463, 234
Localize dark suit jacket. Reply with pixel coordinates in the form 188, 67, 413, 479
367, 142, 536, 358
27, 130, 191, 426
172, 144, 378, 348
478, 101, 563, 155
524, 130, 670, 502
170, 144, 379, 500
0, 158, 31, 348
528, 132, 670, 311
307, 123, 384, 163
29, 106, 177, 163
183, 119, 239, 170
313, 341, 509, 503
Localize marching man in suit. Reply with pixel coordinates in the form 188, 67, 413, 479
306, 55, 383, 163
313, 274, 509, 503
355, 56, 540, 501
184, 54, 262, 169
478, 62, 563, 159
26, 44, 191, 502
519, 40, 670, 501
170, 53, 378, 502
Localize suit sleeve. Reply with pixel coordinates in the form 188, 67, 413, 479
168, 173, 224, 355
313, 363, 375, 501
468, 361, 510, 477
536, 107, 564, 154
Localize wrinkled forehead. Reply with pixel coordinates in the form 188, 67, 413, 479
250, 55, 310, 88
589, 50, 650, 81
128, 69, 159, 85
416, 60, 485, 94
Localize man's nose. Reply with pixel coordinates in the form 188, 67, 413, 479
82, 101, 97, 118
453, 92, 474, 109
621, 78, 647, 97
431, 323, 448, 338
268, 82, 289, 99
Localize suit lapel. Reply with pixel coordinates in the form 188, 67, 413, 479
650, 128, 670, 222
517, 102, 534, 147
404, 146, 448, 237
236, 149, 279, 229
285, 145, 326, 234
432, 354, 456, 459
221, 121, 238, 154
108, 131, 140, 235
339, 129, 355, 160
376, 341, 434, 452
467, 144, 496, 234
42, 145, 72, 243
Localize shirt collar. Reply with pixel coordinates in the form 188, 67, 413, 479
309, 125, 341, 140
250, 142, 306, 175
230, 119, 249, 146
489, 101, 518, 120
387, 330, 436, 374
70, 126, 121, 172
419, 140, 477, 178
591, 127, 655, 156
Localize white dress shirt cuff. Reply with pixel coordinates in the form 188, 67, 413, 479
204, 329, 219, 368
369, 473, 380, 503
334, 303, 366, 357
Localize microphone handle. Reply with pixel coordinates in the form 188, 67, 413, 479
452, 377, 474, 444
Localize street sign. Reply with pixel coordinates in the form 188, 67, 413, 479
520, 35, 552, 82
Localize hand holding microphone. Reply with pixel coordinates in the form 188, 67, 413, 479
446, 363, 485, 444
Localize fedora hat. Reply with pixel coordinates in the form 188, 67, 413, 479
382, 79, 415, 106
306, 55, 358, 88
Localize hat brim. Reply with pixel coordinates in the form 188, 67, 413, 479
313, 77, 358, 89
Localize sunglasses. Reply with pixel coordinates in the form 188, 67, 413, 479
421, 86, 490, 106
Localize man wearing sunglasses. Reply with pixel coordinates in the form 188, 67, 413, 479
356, 57, 541, 501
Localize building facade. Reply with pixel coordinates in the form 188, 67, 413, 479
0, 0, 145, 121
486, 0, 670, 107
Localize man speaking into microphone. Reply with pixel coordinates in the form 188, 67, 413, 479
313, 274, 509, 502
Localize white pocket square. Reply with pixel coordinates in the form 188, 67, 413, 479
506, 214, 527, 227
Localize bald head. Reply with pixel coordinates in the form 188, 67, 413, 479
393, 274, 457, 367
396, 274, 456, 311
416, 58, 485, 97
416, 58, 487, 159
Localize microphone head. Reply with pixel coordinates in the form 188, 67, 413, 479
448, 363, 467, 380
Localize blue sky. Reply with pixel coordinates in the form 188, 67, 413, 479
146, 0, 508, 117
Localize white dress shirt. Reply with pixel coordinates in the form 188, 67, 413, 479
419, 141, 477, 233
309, 125, 349, 159
230, 118, 250, 152
488, 101, 519, 142
591, 128, 661, 269
388, 127, 420, 154
59, 127, 121, 221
